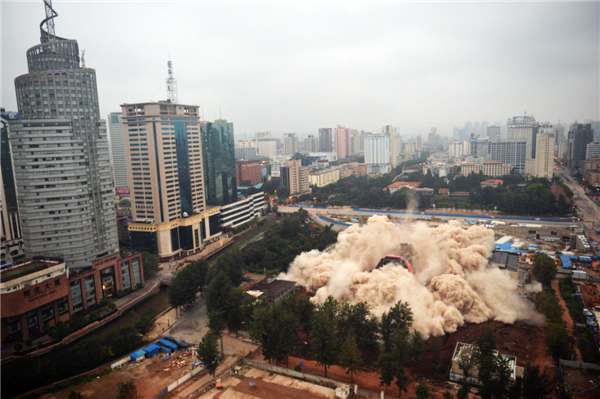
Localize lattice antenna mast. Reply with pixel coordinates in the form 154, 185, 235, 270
40, 0, 58, 43
166, 59, 178, 104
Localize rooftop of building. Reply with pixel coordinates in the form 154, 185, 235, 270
386, 181, 422, 189
250, 278, 296, 300
483, 161, 502, 164
1, 258, 64, 283
481, 179, 504, 186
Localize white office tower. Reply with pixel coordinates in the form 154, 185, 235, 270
489, 140, 527, 174
507, 115, 538, 159
531, 130, 555, 179
448, 141, 471, 158
364, 135, 391, 174
383, 125, 400, 168
107, 112, 129, 190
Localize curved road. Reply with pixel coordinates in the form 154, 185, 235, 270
558, 168, 600, 230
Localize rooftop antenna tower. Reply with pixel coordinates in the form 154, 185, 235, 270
40, 0, 58, 42
166, 57, 178, 104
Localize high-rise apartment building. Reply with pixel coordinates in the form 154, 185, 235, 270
488, 140, 527, 174
568, 123, 595, 169
11, 12, 118, 269
281, 159, 310, 195
304, 135, 319, 153
1, 110, 26, 266
416, 135, 423, 151
364, 135, 391, 174
334, 125, 351, 159
319, 128, 333, 152
383, 125, 400, 168
506, 116, 538, 159
122, 101, 219, 258
555, 123, 565, 143
202, 119, 237, 206
531, 130, 555, 179
107, 112, 129, 190
470, 137, 490, 158
428, 131, 440, 150
284, 133, 299, 155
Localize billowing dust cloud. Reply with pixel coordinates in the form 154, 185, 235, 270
280, 215, 539, 337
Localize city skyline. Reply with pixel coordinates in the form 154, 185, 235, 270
3, 2, 598, 137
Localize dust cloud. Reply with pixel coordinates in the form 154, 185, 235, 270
280, 215, 538, 337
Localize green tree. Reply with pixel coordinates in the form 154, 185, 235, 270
409, 331, 424, 362
376, 351, 396, 393
277, 185, 291, 201
442, 391, 453, 399
142, 251, 160, 278
380, 301, 414, 352
311, 309, 338, 378
135, 307, 157, 334
545, 322, 569, 358
169, 265, 200, 309
415, 382, 431, 399
207, 309, 226, 356
205, 270, 233, 313
117, 379, 139, 399
339, 336, 363, 384
456, 383, 470, 399
198, 330, 221, 377
533, 254, 557, 287
395, 365, 410, 398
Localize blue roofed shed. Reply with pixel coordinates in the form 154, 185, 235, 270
144, 344, 161, 358
130, 350, 146, 362
560, 255, 572, 269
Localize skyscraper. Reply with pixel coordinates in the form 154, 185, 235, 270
11, 5, 118, 269
304, 135, 319, 153
202, 119, 237, 206
107, 112, 129, 191
280, 159, 310, 195
486, 125, 501, 140
318, 128, 332, 152
122, 101, 212, 257
334, 125, 351, 159
568, 123, 595, 169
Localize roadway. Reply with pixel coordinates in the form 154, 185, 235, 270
557, 168, 600, 231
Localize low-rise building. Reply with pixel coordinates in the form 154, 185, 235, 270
584, 169, 600, 186
246, 278, 296, 304
1, 252, 144, 343
220, 191, 265, 230
309, 168, 341, 187
480, 179, 503, 188
385, 181, 422, 194
461, 161, 512, 177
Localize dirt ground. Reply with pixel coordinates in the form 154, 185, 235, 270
561, 366, 600, 398
43, 351, 196, 399
280, 320, 554, 398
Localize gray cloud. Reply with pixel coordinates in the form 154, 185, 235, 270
2, 1, 598, 138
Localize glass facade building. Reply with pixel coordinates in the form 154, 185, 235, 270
202, 119, 237, 206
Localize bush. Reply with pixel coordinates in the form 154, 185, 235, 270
14, 342, 23, 352
88, 311, 98, 323
135, 308, 158, 334
116, 290, 125, 298
108, 302, 117, 311
100, 297, 110, 307
294, 364, 302, 372
48, 321, 73, 340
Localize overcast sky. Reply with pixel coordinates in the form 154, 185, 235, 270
2, 1, 599, 139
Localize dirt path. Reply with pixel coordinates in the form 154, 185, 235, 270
552, 280, 583, 362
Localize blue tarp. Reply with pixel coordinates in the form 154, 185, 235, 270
570, 256, 579, 261
130, 350, 146, 361
496, 243, 516, 252
159, 338, 178, 351
144, 344, 161, 358
560, 255, 572, 269
580, 256, 592, 263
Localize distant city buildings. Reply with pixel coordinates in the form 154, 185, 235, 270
284, 133, 299, 155
587, 142, 600, 159
488, 140, 527, 175
461, 161, 512, 177
309, 168, 341, 187
383, 125, 400, 168
530, 129, 555, 179
506, 115, 539, 159
304, 134, 319, 153
236, 160, 262, 187
486, 125, 501, 140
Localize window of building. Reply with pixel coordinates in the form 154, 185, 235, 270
70, 280, 83, 313
41, 302, 55, 322
57, 296, 69, 315
84, 275, 96, 305
121, 261, 131, 290
132, 257, 141, 287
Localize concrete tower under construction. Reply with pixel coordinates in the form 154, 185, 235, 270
10, 1, 119, 269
